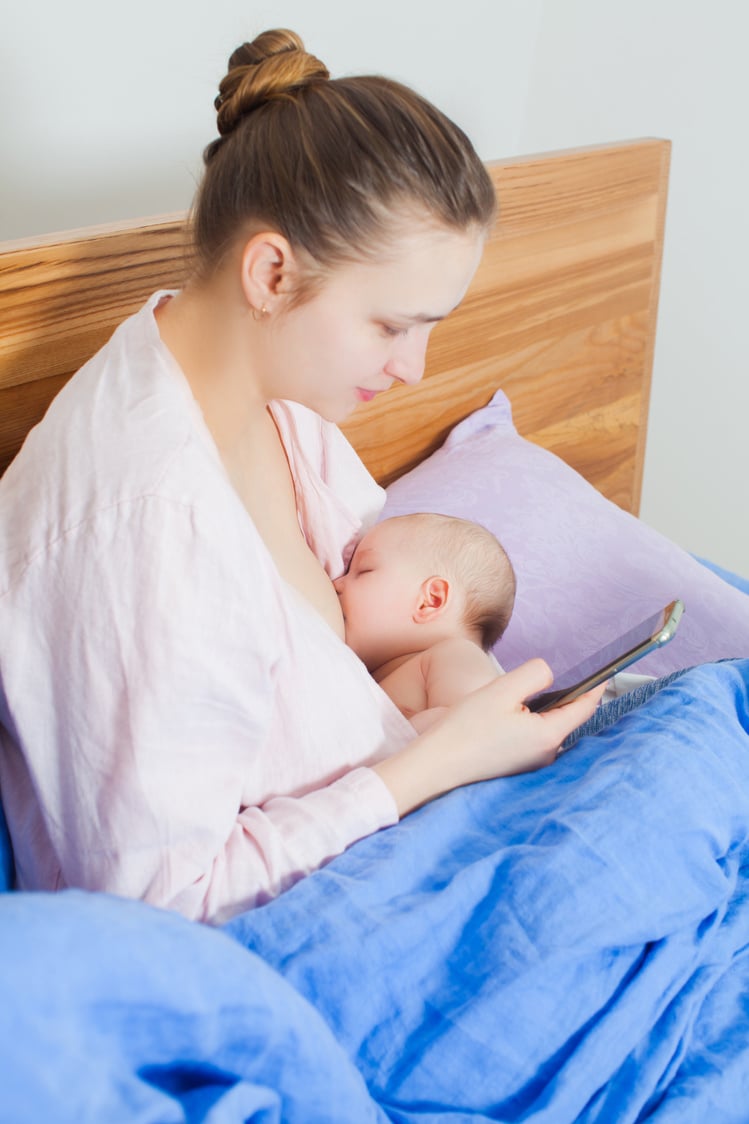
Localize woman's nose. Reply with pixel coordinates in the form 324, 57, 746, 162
385, 332, 429, 386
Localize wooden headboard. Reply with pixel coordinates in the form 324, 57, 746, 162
0, 138, 669, 512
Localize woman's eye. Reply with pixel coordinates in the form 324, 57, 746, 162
380, 323, 407, 338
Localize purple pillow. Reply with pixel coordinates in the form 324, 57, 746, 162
383, 391, 749, 678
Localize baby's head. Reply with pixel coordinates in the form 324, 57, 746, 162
334, 513, 516, 670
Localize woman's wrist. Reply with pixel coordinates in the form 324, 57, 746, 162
372, 724, 460, 817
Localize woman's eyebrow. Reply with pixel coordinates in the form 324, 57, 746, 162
404, 302, 462, 325
411, 312, 444, 325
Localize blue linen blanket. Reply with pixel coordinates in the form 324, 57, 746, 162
2, 659, 749, 1122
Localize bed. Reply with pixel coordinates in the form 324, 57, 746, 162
2, 139, 749, 1123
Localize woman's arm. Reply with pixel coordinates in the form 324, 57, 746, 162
1, 494, 401, 925
2, 469, 595, 921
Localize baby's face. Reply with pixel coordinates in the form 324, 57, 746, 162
333, 522, 424, 671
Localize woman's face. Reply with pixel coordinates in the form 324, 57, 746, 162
263, 225, 485, 422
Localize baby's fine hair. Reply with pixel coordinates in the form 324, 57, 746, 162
192, 28, 496, 290
390, 513, 516, 651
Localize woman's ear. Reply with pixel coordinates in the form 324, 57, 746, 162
413, 577, 450, 623
239, 231, 297, 315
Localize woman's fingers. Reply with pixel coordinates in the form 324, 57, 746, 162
499, 659, 607, 720
496, 658, 554, 703
494, 659, 607, 745
538, 682, 607, 742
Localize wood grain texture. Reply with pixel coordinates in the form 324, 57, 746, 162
0, 140, 670, 512
342, 140, 670, 510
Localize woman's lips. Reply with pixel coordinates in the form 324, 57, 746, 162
356, 388, 379, 402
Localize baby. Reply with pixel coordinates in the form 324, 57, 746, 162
334, 513, 516, 732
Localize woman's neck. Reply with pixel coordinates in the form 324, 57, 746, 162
154, 278, 268, 456
154, 279, 346, 640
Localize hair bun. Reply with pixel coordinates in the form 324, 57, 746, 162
214, 29, 329, 136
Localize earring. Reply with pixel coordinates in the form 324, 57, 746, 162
251, 304, 269, 322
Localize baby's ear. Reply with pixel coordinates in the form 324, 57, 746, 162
413, 577, 450, 622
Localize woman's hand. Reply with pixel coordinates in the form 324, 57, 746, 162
373, 659, 604, 817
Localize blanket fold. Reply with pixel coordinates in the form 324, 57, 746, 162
1, 661, 748, 1123
226, 660, 749, 1123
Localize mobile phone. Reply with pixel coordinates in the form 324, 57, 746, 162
526, 599, 684, 713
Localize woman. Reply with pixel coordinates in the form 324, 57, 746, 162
0, 29, 601, 924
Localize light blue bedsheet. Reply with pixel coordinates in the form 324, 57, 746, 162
694, 555, 749, 597
2, 659, 748, 1122
225, 659, 749, 1122
0, 890, 384, 1123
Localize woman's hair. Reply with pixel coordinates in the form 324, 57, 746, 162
390, 513, 516, 650
192, 29, 496, 289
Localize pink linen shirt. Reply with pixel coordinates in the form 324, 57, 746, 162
0, 293, 414, 924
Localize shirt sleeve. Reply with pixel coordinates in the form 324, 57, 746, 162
5, 492, 397, 924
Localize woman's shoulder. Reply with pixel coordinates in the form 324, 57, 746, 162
13, 293, 222, 481
0, 294, 255, 590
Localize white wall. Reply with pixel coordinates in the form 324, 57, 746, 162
1, 0, 541, 236
520, 0, 749, 575
3, 0, 747, 573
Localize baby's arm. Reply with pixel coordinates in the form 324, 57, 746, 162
422, 637, 502, 708
377, 639, 501, 733
377, 657, 430, 723
408, 638, 501, 733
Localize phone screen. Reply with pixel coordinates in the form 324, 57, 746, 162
527, 600, 684, 713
